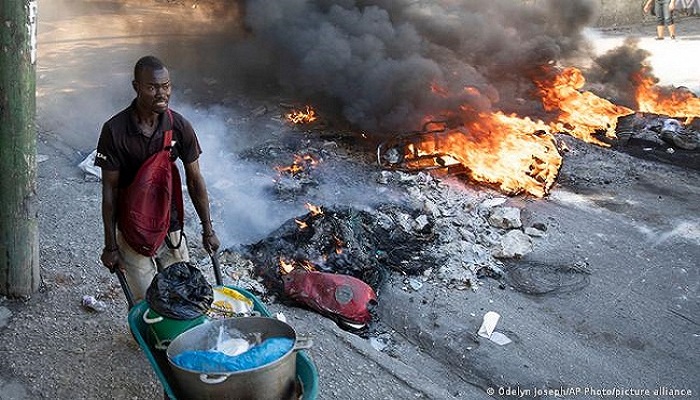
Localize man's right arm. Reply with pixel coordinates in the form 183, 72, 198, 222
100, 170, 121, 270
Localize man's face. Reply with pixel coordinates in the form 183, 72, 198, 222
133, 67, 171, 114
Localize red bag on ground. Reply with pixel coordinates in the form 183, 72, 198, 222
282, 269, 377, 329
118, 110, 184, 256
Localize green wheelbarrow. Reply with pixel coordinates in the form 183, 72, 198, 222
116, 254, 319, 399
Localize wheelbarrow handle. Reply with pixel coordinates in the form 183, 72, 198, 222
209, 250, 224, 287
114, 268, 136, 309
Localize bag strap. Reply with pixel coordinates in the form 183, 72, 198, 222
162, 109, 174, 150
163, 108, 185, 249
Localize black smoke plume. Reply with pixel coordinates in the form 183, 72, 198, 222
236, 0, 599, 134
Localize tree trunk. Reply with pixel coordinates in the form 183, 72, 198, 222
0, 0, 40, 297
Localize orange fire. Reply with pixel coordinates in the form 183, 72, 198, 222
279, 257, 294, 274
535, 67, 634, 146
305, 203, 323, 216
439, 112, 562, 197
279, 256, 315, 274
275, 154, 318, 176
389, 64, 699, 198
286, 105, 318, 124
333, 235, 344, 254
635, 71, 700, 120
295, 219, 308, 230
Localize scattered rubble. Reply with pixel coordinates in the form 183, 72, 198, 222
192, 101, 557, 328
487, 207, 523, 230
376, 170, 539, 288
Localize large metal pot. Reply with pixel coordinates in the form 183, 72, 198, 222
166, 317, 312, 400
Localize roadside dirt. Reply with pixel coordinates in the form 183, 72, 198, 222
0, 1, 698, 400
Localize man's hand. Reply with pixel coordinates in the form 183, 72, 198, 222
203, 232, 221, 254
100, 247, 122, 272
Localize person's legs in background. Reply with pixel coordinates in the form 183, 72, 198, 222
656, 24, 665, 39
655, 0, 667, 38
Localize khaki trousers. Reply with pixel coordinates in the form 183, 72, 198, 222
116, 230, 190, 302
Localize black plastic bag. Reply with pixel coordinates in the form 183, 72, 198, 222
146, 262, 213, 320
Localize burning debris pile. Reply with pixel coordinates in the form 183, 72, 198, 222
243, 203, 436, 296
614, 113, 699, 169
232, 1, 700, 198
241, 160, 549, 299
207, 1, 700, 330
234, 164, 550, 328
377, 115, 563, 198
617, 113, 699, 151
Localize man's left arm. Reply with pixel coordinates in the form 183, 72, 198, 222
183, 159, 220, 253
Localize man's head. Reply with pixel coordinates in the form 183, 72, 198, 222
132, 56, 171, 114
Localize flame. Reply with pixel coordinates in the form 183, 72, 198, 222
286, 105, 318, 124
279, 257, 295, 274
295, 219, 308, 230
635, 71, 700, 118
385, 64, 699, 199
444, 112, 561, 197
535, 67, 634, 146
305, 203, 323, 216
275, 153, 319, 176
279, 256, 316, 274
333, 235, 344, 254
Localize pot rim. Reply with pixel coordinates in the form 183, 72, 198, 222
166, 317, 305, 376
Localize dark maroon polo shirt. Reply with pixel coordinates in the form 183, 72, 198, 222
95, 101, 202, 231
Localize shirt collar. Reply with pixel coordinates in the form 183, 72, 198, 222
127, 99, 167, 137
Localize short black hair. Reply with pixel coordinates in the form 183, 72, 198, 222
134, 56, 166, 81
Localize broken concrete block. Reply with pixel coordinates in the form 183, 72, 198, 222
423, 199, 440, 217
414, 215, 430, 232
480, 197, 507, 210
525, 226, 546, 237
488, 207, 522, 229
463, 243, 491, 266
492, 230, 533, 259
458, 227, 476, 243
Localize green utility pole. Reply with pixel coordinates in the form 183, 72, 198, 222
0, 0, 40, 297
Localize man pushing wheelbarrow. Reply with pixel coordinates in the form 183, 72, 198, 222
94, 55, 220, 305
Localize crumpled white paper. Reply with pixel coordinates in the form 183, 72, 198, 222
477, 311, 512, 346
78, 149, 102, 179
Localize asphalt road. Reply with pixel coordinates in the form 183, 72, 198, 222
0, 2, 698, 399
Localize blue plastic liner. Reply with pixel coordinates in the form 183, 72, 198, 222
172, 337, 294, 373
127, 285, 319, 399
